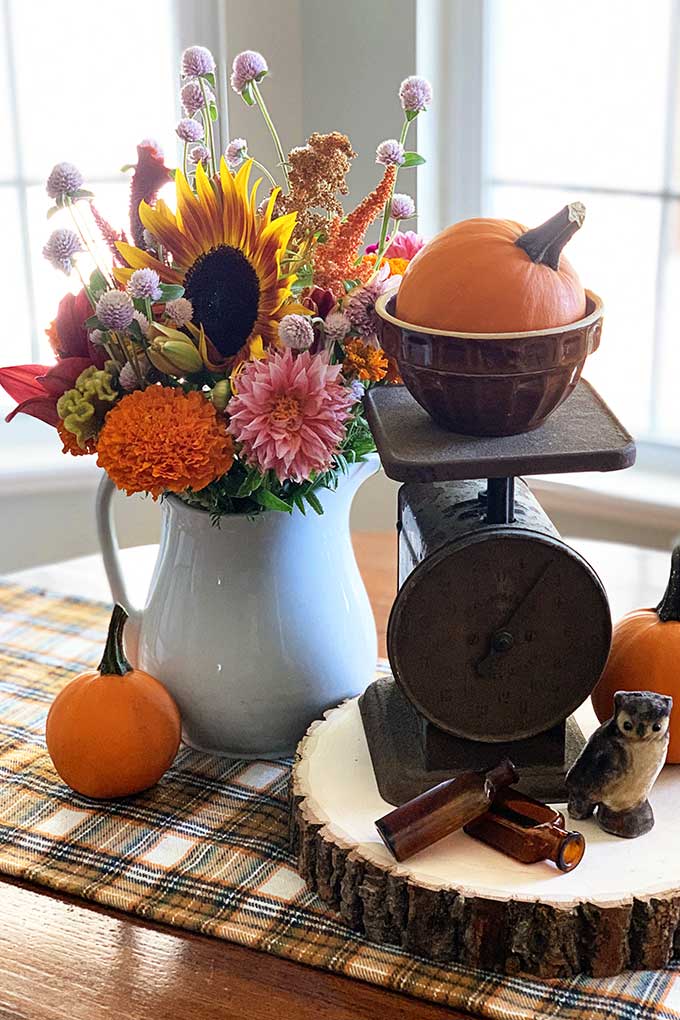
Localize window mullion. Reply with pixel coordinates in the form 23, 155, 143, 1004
3, 0, 40, 363
647, 0, 680, 436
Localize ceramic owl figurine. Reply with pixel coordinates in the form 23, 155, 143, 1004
566, 690, 672, 838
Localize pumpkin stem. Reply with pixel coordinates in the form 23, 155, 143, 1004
98, 604, 133, 676
515, 202, 586, 271
657, 544, 680, 622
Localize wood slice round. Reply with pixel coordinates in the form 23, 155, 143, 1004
290, 698, 680, 978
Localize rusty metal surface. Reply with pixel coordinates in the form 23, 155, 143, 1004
389, 526, 611, 742
364, 379, 636, 482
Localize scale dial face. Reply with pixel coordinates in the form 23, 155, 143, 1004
387, 529, 612, 742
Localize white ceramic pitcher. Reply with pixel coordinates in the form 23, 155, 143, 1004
96, 454, 379, 758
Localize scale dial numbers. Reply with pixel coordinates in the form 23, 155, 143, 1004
387, 530, 612, 742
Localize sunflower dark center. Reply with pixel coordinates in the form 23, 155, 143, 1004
184, 245, 260, 357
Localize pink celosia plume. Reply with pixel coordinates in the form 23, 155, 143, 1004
227, 348, 354, 483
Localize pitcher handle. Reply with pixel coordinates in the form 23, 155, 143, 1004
95, 473, 140, 617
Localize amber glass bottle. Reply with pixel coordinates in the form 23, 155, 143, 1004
464, 788, 585, 872
375, 759, 519, 862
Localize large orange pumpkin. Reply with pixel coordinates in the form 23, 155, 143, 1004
46, 604, 181, 798
396, 202, 587, 334
592, 545, 680, 762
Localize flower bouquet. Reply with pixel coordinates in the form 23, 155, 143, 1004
1, 44, 432, 519
0, 45, 433, 756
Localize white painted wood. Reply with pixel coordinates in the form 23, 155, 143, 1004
295, 696, 680, 908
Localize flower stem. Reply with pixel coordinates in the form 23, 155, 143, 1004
199, 78, 217, 174
251, 80, 290, 189
370, 117, 411, 281
251, 158, 278, 190
183, 141, 188, 179
67, 199, 115, 289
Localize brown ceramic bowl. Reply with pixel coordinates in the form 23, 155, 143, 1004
375, 290, 604, 436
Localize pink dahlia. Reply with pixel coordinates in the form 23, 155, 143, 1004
385, 230, 425, 260
227, 348, 354, 483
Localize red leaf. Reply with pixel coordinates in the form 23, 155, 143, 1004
0, 364, 50, 403
5, 395, 60, 427
37, 357, 93, 397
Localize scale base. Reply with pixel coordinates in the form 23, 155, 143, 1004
359, 676, 586, 805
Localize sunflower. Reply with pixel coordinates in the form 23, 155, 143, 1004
113, 160, 296, 359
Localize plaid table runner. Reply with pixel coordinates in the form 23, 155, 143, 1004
1, 581, 679, 1020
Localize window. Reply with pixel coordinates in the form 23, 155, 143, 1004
1, 0, 179, 370
483, 0, 680, 446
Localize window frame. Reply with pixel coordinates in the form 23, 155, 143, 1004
416, 0, 680, 473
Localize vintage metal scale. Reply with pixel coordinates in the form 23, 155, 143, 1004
359, 380, 636, 804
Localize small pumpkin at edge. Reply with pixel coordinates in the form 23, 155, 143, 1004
396, 202, 587, 334
46, 604, 182, 798
592, 544, 680, 764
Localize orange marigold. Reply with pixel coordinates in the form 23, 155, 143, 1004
343, 339, 388, 383
57, 420, 97, 457
360, 254, 410, 277
96, 386, 234, 498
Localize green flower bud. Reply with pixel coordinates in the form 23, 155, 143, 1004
148, 338, 203, 375
210, 379, 230, 412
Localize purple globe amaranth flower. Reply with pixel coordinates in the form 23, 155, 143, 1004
127, 268, 162, 301
42, 228, 83, 274
391, 193, 416, 220
376, 139, 405, 167
165, 297, 193, 327
119, 362, 140, 392
345, 265, 392, 336
225, 137, 248, 170
230, 50, 268, 94
323, 310, 351, 344
182, 45, 215, 78
278, 314, 315, 350
96, 290, 134, 330
176, 118, 204, 143
189, 144, 210, 166
46, 162, 84, 200
349, 379, 365, 402
181, 80, 214, 116
166, 297, 194, 327
132, 309, 151, 337
399, 75, 433, 113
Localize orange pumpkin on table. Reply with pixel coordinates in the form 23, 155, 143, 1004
46, 604, 181, 798
592, 545, 680, 763
396, 202, 587, 334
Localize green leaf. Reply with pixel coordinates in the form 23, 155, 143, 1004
128, 319, 144, 341
304, 491, 324, 516
294, 494, 307, 516
405, 108, 419, 123
401, 151, 426, 168
209, 103, 218, 122
235, 471, 262, 498
159, 283, 185, 302
46, 205, 60, 220
85, 315, 103, 331
72, 189, 94, 201
89, 269, 108, 295
253, 489, 292, 513
120, 163, 135, 173
203, 72, 216, 89
241, 83, 255, 106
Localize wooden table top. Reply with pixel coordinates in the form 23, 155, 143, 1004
2, 533, 671, 1020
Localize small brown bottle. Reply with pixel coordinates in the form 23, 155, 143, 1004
464, 788, 585, 872
375, 759, 519, 862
